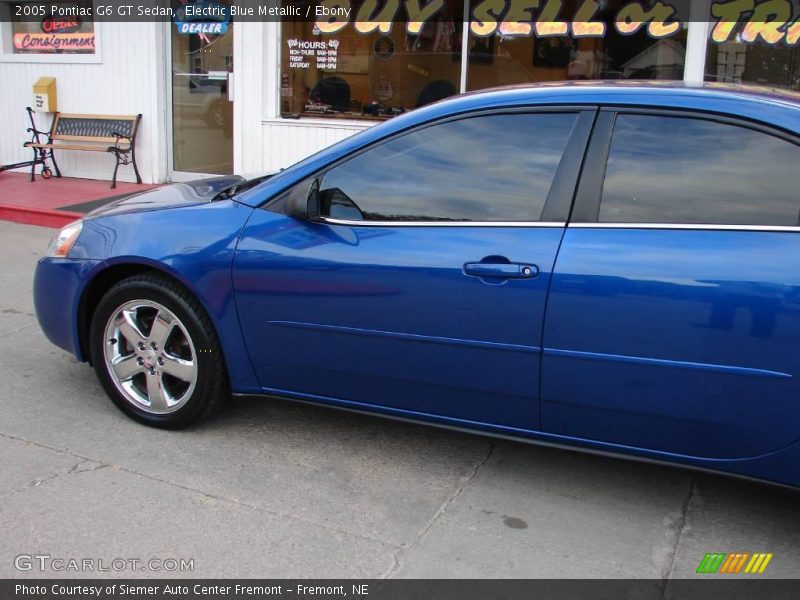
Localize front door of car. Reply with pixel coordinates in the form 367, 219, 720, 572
233, 109, 594, 429
542, 110, 800, 459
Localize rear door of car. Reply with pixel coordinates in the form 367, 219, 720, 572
541, 108, 800, 459
233, 108, 595, 429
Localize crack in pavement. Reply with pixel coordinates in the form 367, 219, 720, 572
0, 457, 103, 501
661, 477, 696, 592
0, 430, 401, 556
380, 441, 497, 579
0, 322, 38, 339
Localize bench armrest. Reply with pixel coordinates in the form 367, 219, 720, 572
111, 132, 132, 149
27, 127, 49, 136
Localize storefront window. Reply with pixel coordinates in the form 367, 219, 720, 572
704, 1, 800, 90
9, 1, 95, 54
706, 40, 800, 89
706, 41, 800, 89
281, 0, 462, 119
280, 0, 688, 121
465, 0, 686, 90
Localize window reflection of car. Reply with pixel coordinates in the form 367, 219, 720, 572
172, 73, 232, 137
323, 187, 364, 220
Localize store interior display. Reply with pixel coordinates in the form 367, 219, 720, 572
280, 0, 688, 121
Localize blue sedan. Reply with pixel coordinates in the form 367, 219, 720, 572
34, 82, 800, 488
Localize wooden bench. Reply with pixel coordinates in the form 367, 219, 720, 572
25, 113, 142, 189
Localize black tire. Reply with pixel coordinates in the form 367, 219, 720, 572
89, 273, 228, 428
41, 168, 52, 179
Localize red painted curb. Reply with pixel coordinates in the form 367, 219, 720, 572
0, 205, 82, 229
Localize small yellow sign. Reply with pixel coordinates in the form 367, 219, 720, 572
33, 77, 57, 113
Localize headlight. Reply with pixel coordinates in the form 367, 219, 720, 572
47, 220, 83, 258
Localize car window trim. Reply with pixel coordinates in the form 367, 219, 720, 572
319, 217, 568, 228
570, 106, 800, 230
267, 105, 598, 226
570, 110, 615, 223
540, 109, 597, 223
569, 223, 800, 232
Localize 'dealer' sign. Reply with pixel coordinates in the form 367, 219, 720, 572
173, 0, 230, 35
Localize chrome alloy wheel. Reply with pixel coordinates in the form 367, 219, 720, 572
102, 300, 198, 414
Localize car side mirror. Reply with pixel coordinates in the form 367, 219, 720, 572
308, 179, 321, 221
286, 178, 321, 222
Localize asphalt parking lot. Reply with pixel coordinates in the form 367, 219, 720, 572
0, 220, 798, 580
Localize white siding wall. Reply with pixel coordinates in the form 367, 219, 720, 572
0, 22, 166, 184
259, 119, 369, 171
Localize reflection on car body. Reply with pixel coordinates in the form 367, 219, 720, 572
33, 81, 800, 489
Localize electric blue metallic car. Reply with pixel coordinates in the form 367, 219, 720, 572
34, 82, 800, 488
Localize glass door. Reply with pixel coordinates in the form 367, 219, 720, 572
170, 1, 233, 176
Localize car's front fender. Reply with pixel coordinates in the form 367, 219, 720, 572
34, 257, 106, 359
58, 199, 260, 391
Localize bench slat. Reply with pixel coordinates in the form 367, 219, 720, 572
27, 143, 129, 151
56, 113, 138, 121
51, 134, 118, 143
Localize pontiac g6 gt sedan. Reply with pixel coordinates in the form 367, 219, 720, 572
34, 83, 800, 488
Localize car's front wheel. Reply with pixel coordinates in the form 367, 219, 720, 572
89, 274, 228, 428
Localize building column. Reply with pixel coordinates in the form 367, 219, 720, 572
684, 0, 712, 85
233, 20, 267, 174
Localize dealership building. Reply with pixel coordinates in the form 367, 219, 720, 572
1, 0, 799, 184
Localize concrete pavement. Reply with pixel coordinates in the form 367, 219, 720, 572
0, 220, 797, 579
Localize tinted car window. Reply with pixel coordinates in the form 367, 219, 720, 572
319, 112, 577, 222
600, 115, 800, 226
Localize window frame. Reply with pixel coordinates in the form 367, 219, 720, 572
267, 106, 597, 227
570, 107, 800, 231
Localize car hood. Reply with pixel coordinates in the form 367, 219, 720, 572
84, 174, 274, 219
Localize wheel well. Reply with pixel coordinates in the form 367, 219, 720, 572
77, 264, 174, 362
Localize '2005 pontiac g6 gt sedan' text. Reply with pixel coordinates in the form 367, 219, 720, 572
34, 82, 800, 488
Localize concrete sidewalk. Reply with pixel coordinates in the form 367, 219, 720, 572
1, 221, 798, 580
